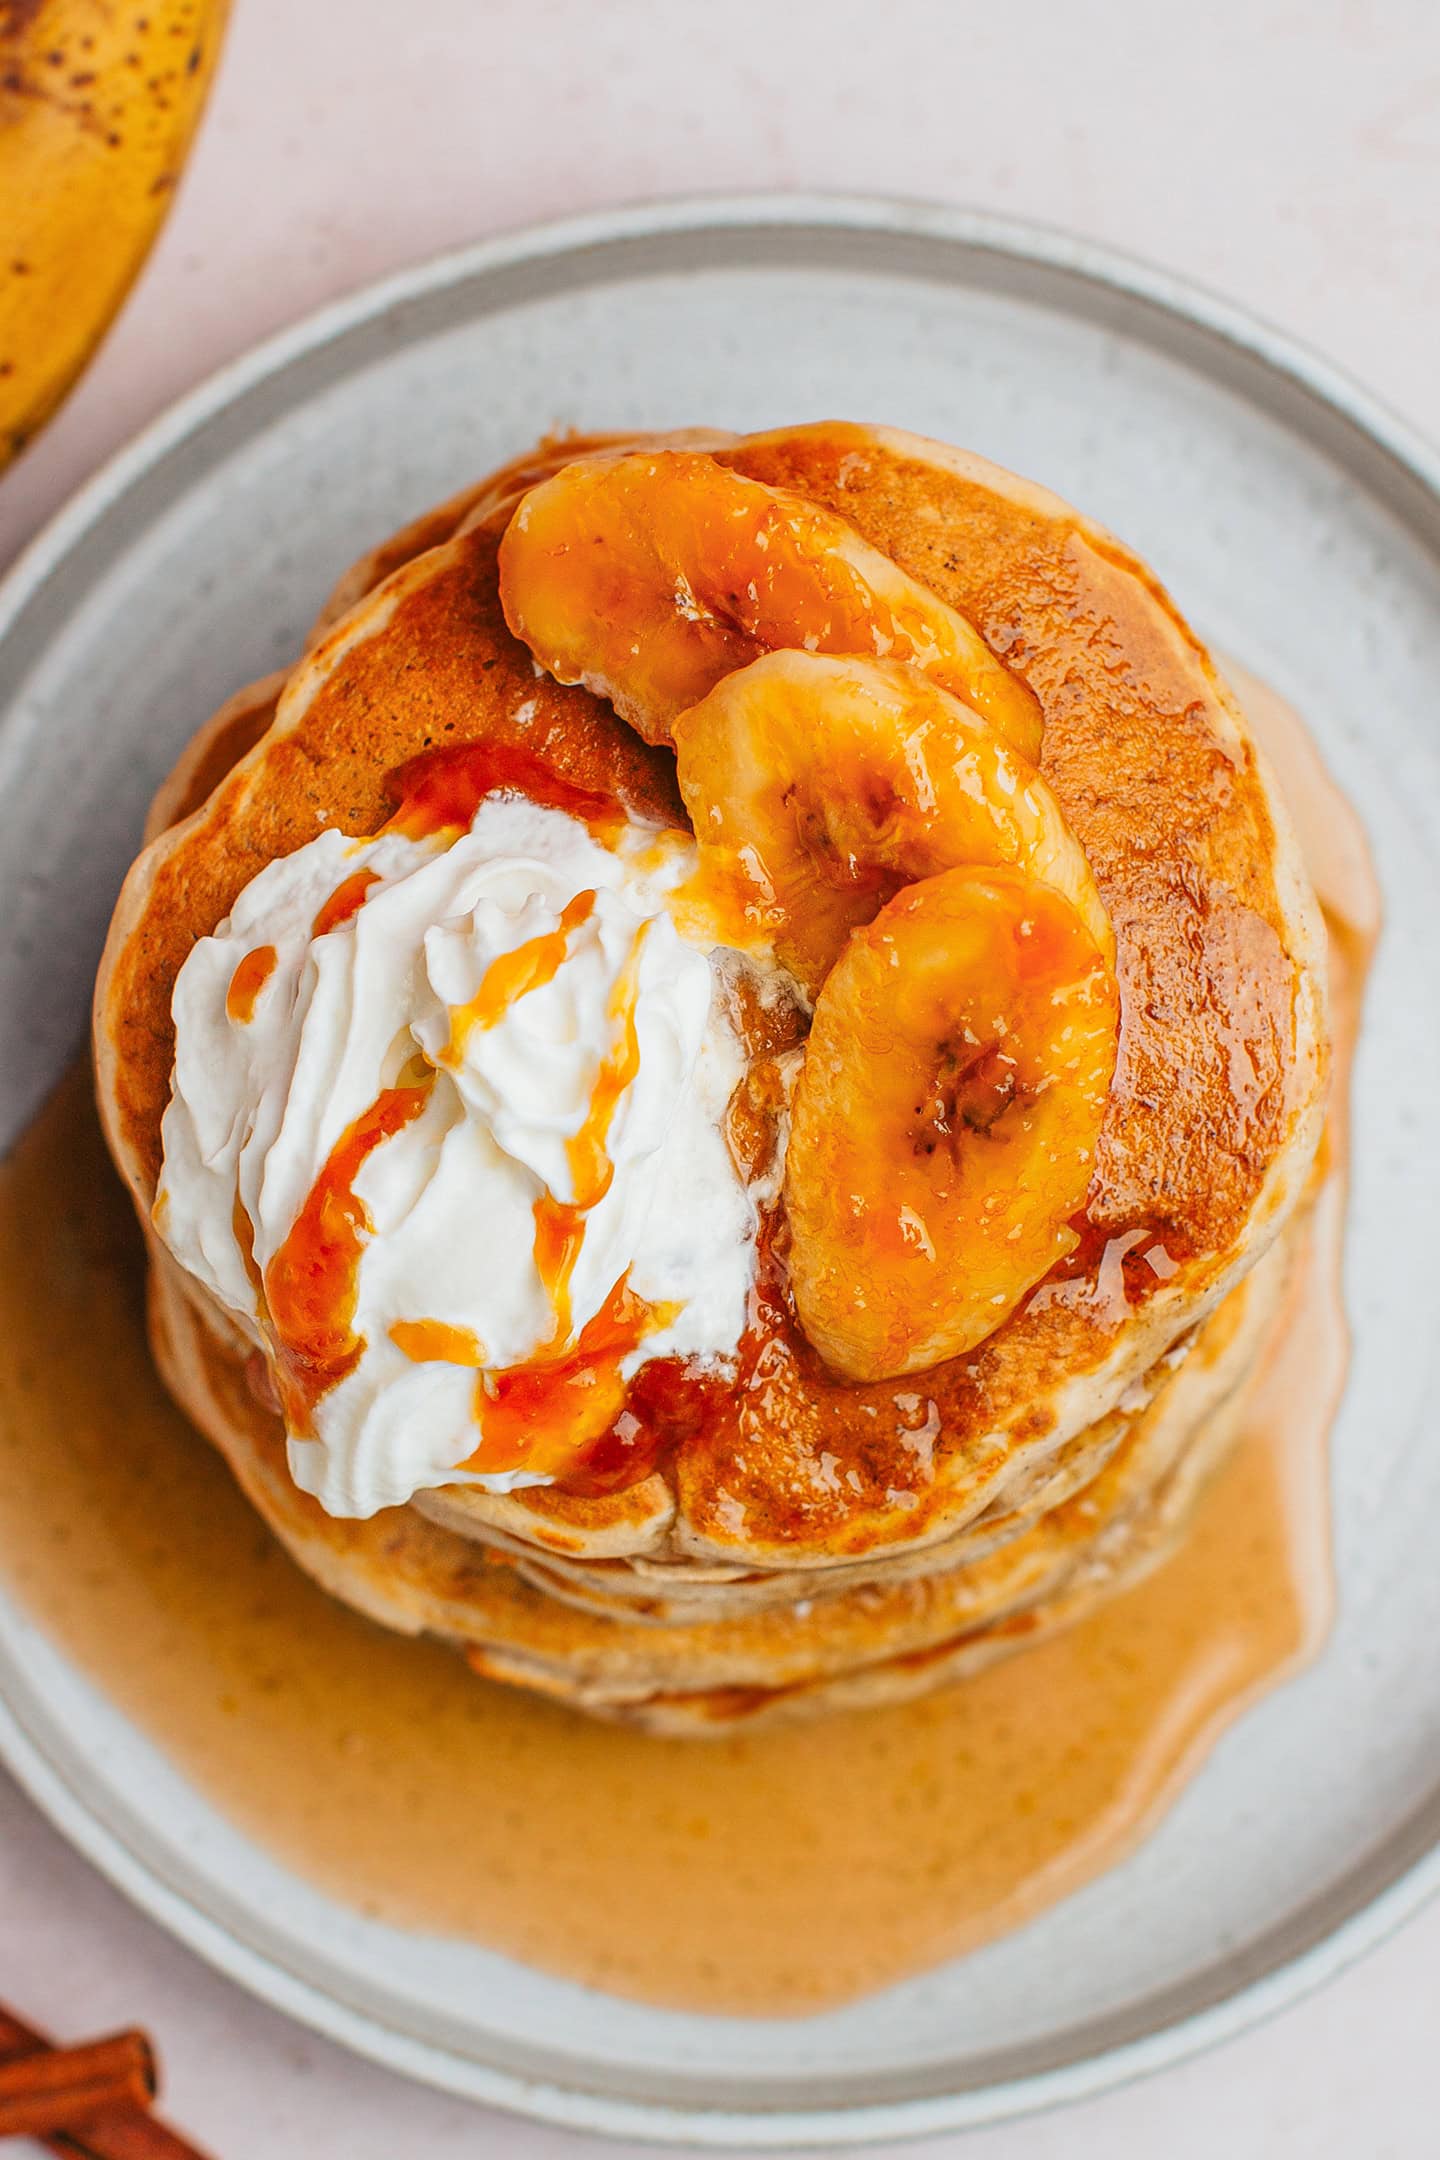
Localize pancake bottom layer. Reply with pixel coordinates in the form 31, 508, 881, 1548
147, 1222, 1293, 1732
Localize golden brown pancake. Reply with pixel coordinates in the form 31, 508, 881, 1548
92, 422, 1329, 1719
142, 1210, 1293, 1730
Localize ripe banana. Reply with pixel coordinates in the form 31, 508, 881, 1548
0, 0, 229, 471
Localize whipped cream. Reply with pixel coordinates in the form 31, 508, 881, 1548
155, 793, 758, 1516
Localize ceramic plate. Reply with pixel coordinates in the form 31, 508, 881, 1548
0, 197, 1438, 2147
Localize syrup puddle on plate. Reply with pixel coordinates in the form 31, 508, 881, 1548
0, 666, 1377, 2016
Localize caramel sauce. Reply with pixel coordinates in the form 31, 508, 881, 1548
665, 847, 766, 951
562, 918, 647, 1212
262, 1080, 433, 1425
0, 666, 1377, 2016
282, 870, 669, 1484
223, 944, 276, 1024
564, 1354, 730, 1497
470, 1276, 681, 1480
526, 1191, 588, 1351
230, 1194, 263, 1303
388, 1318, 487, 1366
375, 896, 674, 1483
311, 868, 380, 938
457, 919, 676, 1478
442, 889, 596, 1065
381, 740, 631, 844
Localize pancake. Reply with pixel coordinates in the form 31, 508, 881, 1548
142, 1206, 1294, 1730
92, 421, 1329, 1719
142, 671, 287, 848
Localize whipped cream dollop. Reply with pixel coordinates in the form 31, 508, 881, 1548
155, 791, 758, 1516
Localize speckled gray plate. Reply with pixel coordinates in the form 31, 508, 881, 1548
0, 197, 1437, 2147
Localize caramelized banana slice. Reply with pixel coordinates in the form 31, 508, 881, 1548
673, 651, 1112, 994
498, 450, 1041, 758
786, 866, 1119, 1381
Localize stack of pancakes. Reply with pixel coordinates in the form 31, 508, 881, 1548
95, 424, 1329, 1733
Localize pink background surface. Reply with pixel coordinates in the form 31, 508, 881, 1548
4, 2, 1440, 2152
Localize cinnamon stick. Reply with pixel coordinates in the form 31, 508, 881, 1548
0, 2031, 153, 2134
0, 2002, 212, 2160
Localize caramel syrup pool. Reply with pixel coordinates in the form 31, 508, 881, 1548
0, 668, 1377, 2016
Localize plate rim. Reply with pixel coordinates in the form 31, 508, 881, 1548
1, 189, 1438, 2147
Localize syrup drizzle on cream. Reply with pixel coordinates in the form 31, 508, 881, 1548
261, 1078, 435, 1429
224, 944, 277, 1023
407, 909, 678, 1478
291, 887, 680, 1483
440, 889, 597, 1068
311, 869, 381, 938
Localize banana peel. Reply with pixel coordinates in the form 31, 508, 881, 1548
0, 0, 229, 472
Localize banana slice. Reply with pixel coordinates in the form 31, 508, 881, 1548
786, 865, 1119, 1382
498, 450, 1042, 758
673, 650, 1112, 994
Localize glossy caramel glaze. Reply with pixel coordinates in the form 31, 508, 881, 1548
382, 738, 635, 846
441, 888, 596, 1063
671, 649, 1113, 991
497, 448, 1043, 755
223, 943, 276, 1024
465, 1277, 680, 1484
786, 867, 1118, 1378
262, 1079, 435, 1427
310, 868, 380, 938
